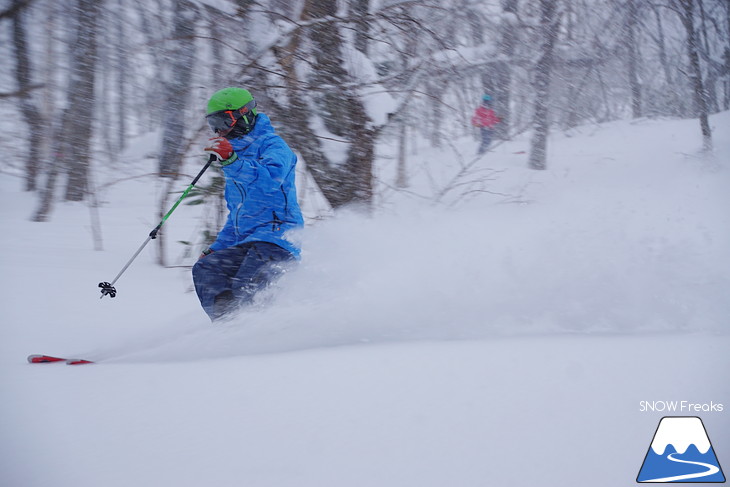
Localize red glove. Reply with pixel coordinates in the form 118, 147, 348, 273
204, 137, 237, 165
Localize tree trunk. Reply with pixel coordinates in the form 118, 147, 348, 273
32, 119, 69, 222
156, 178, 175, 266
654, 8, 672, 87
116, 0, 128, 153
626, 0, 642, 118
427, 80, 442, 148
396, 118, 408, 188
351, 0, 370, 56
63, 0, 99, 202
677, 0, 712, 151
494, 0, 517, 140
158, 0, 196, 178
722, 47, 730, 110
206, 4, 225, 86
528, 0, 559, 170
11, 0, 43, 191
696, 0, 719, 114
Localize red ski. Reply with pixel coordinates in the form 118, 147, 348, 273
28, 354, 65, 363
27, 354, 95, 365
66, 358, 94, 365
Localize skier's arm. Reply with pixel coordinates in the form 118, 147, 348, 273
223, 136, 293, 187
258, 137, 295, 184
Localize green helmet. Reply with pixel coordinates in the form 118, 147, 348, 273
206, 87, 257, 115
205, 87, 258, 136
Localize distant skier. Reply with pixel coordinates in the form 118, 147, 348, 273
192, 87, 304, 321
471, 94, 501, 155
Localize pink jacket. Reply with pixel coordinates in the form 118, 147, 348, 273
471, 106, 500, 128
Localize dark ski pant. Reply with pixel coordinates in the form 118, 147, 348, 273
478, 127, 493, 154
192, 241, 294, 321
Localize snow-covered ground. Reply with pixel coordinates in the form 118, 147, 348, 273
1, 113, 728, 486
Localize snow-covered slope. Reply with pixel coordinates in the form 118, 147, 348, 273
1, 113, 728, 487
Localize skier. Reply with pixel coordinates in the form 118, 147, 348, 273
471, 94, 501, 155
192, 87, 304, 321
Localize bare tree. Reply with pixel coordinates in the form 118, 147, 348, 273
154, 0, 197, 265
33, 0, 99, 220
10, 0, 43, 191
158, 0, 196, 178
675, 0, 713, 151
649, 2, 679, 113
272, 0, 376, 209
115, 0, 128, 153
0, 0, 31, 20
625, 0, 643, 118
495, 0, 518, 140
351, 0, 370, 55
528, 0, 560, 170
63, 0, 100, 201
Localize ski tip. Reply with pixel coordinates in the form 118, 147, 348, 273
66, 359, 94, 366
27, 354, 66, 364
28, 355, 95, 365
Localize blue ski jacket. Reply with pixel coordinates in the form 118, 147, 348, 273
209, 113, 304, 258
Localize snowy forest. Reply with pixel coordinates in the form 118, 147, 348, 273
2, 0, 729, 226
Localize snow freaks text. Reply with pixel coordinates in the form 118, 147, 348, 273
639, 401, 724, 413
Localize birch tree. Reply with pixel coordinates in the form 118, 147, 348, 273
272, 0, 376, 209
33, 0, 99, 221
625, 0, 643, 118
62, 0, 99, 202
158, 0, 196, 178
528, 0, 560, 170
675, 0, 712, 151
10, 0, 43, 191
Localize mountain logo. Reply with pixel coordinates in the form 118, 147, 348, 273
637, 416, 726, 483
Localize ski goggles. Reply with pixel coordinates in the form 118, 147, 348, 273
206, 99, 257, 133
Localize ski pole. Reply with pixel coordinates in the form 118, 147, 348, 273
99, 154, 217, 299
